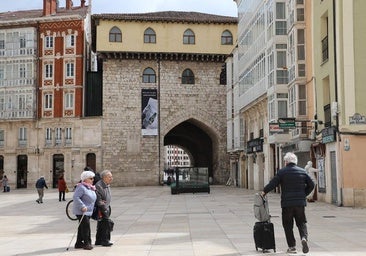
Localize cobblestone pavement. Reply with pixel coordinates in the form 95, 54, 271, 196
0, 185, 365, 256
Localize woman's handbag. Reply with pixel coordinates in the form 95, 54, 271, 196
65, 187, 69, 193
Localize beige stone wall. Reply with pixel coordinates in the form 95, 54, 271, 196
102, 58, 229, 186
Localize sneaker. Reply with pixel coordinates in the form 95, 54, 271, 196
302, 238, 309, 253
287, 247, 297, 254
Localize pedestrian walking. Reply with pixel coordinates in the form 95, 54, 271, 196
35, 176, 48, 203
72, 170, 97, 250
95, 170, 114, 246
261, 152, 314, 254
304, 161, 319, 202
58, 173, 67, 202
2, 175, 9, 192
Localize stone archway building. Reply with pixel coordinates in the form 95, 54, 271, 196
93, 12, 237, 186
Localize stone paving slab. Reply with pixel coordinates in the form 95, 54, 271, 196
0, 186, 365, 256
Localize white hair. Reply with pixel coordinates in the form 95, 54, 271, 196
283, 152, 298, 165
80, 170, 95, 181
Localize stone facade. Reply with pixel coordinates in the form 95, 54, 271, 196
102, 58, 229, 186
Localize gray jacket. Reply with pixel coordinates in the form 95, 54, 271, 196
95, 179, 111, 219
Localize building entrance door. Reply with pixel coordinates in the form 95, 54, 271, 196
17, 155, 28, 188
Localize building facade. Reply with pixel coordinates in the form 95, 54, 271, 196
0, 0, 101, 189
312, 0, 366, 207
93, 12, 237, 186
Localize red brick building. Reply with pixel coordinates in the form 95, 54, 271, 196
38, 0, 89, 118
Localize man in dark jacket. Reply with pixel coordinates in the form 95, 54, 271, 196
261, 152, 314, 254
35, 176, 48, 203
95, 170, 113, 246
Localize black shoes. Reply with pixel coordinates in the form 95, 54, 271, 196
302, 238, 309, 253
83, 244, 93, 250
74, 243, 84, 249
75, 243, 93, 250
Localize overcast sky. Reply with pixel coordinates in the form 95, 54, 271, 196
0, 0, 238, 17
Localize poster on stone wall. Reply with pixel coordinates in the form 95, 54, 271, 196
141, 89, 158, 136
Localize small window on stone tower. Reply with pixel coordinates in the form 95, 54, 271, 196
182, 69, 195, 84
142, 68, 156, 83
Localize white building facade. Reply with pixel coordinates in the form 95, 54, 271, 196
229, 0, 297, 190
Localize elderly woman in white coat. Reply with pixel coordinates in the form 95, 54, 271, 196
73, 170, 97, 250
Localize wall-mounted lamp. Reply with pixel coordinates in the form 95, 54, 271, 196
252, 152, 257, 164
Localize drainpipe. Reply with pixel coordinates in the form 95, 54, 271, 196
157, 54, 162, 185
333, 0, 343, 207
333, 0, 339, 140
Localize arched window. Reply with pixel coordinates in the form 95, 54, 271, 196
142, 68, 156, 83
144, 28, 156, 43
182, 69, 195, 84
109, 26, 122, 42
221, 30, 233, 45
183, 29, 195, 44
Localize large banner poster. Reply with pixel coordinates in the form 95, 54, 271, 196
141, 89, 158, 136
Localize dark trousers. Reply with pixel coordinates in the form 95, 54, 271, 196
59, 191, 65, 201
76, 215, 92, 246
282, 206, 308, 248
96, 218, 112, 243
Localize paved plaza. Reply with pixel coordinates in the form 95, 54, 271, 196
0, 185, 365, 256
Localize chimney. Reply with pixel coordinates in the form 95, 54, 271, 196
43, 0, 58, 16
66, 0, 74, 10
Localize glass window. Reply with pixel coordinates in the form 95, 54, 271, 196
20, 37, 26, 48
65, 92, 74, 109
276, 70, 288, 84
277, 51, 286, 68
65, 127, 72, 140
144, 28, 156, 43
275, 21, 287, 35
183, 29, 195, 44
45, 128, 52, 144
276, 2, 286, 19
45, 36, 54, 48
0, 40, 4, 49
109, 27, 122, 42
66, 62, 74, 77
0, 129, 4, 146
297, 8, 304, 21
142, 67, 156, 83
19, 127, 27, 143
182, 69, 195, 84
298, 84, 306, 115
55, 127, 62, 142
66, 34, 75, 47
45, 63, 53, 79
298, 64, 305, 77
19, 65, 26, 78
221, 30, 233, 45
44, 93, 53, 109
278, 100, 288, 118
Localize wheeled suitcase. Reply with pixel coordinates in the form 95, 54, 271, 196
253, 221, 276, 252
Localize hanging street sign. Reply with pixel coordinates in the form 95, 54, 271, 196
278, 118, 296, 128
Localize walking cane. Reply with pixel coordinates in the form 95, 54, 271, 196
66, 213, 85, 251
